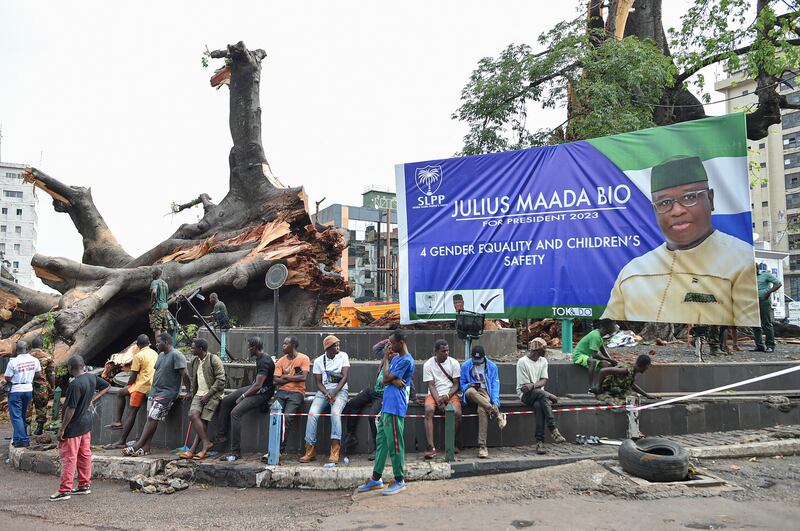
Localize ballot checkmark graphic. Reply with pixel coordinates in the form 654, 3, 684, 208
480, 294, 501, 311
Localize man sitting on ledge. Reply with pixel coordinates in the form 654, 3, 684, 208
182, 338, 226, 460
460, 345, 506, 459
517, 338, 566, 454
216, 336, 275, 462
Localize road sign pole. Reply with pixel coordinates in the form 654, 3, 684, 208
273, 287, 280, 358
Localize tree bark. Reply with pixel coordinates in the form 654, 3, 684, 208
8, 41, 350, 364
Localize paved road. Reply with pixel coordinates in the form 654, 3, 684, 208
2, 454, 799, 530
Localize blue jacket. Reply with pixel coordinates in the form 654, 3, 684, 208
460, 358, 501, 406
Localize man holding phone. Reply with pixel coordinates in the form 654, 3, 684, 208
460, 345, 507, 458
272, 336, 310, 455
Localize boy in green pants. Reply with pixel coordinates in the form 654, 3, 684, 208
356, 329, 415, 496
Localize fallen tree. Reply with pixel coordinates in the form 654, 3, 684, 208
0, 41, 350, 364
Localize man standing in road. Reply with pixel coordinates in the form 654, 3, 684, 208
50, 356, 110, 501
273, 336, 310, 454
300, 335, 350, 464
104, 335, 158, 449
149, 268, 170, 338
124, 333, 190, 457
29, 336, 55, 436
752, 263, 782, 353
356, 329, 415, 496
183, 338, 226, 460
460, 345, 507, 459
517, 338, 566, 455
422, 339, 461, 459
342, 339, 393, 459
4, 340, 42, 447
216, 336, 275, 462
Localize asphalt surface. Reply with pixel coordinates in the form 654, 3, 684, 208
2, 455, 799, 530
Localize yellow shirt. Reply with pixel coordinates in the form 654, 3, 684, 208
601, 230, 759, 326
129, 346, 158, 394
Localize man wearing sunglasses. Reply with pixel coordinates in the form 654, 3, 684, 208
602, 155, 759, 327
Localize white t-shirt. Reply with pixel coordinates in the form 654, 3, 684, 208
313, 351, 350, 392
473, 363, 487, 389
423, 356, 461, 397
4, 353, 41, 393
516, 355, 549, 399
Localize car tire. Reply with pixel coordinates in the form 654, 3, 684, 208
618, 437, 689, 482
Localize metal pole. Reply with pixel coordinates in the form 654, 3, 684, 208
273, 287, 280, 357
376, 214, 382, 300
561, 319, 573, 354
386, 207, 391, 301
267, 400, 283, 465
445, 402, 456, 462
179, 296, 232, 359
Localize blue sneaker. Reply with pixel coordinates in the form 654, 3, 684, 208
356, 478, 384, 493
381, 480, 406, 496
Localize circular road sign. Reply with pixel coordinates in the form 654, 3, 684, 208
265, 263, 289, 290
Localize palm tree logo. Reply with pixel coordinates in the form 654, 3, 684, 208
415, 165, 443, 196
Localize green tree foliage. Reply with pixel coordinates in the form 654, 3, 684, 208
455, 0, 800, 155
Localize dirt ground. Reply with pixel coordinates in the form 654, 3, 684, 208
3, 438, 800, 531
506, 338, 800, 365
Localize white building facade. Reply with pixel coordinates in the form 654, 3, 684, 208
0, 162, 38, 287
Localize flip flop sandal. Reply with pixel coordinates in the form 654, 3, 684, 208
104, 424, 123, 430
122, 446, 135, 456
179, 451, 195, 460
193, 451, 208, 460
103, 443, 124, 450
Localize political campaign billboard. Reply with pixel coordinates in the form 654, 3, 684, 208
396, 113, 759, 326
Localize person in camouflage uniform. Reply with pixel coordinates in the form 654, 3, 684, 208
149, 268, 170, 337
29, 336, 55, 435
594, 354, 657, 406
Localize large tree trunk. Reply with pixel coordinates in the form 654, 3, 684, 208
1, 41, 350, 364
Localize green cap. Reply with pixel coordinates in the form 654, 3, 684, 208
453, 294, 464, 302
650, 155, 708, 193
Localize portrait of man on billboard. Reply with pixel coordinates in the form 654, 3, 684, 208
601, 155, 759, 326
452, 293, 465, 313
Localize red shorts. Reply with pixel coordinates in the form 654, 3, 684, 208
425, 393, 461, 409
129, 390, 147, 408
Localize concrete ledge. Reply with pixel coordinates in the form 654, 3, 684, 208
689, 438, 800, 459
450, 453, 615, 478
8, 444, 164, 481
258, 461, 451, 490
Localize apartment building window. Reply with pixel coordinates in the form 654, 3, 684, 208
784, 111, 800, 129
763, 220, 770, 227
760, 162, 767, 168
0, 243, 5, 252
13, 244, 20, 253
786, 156, 800, 169
787, 92, 800, 106
784, 133, 799, 149
15, 208, 22, 216
761, 181, 768, 188
12, 261, 19, 269
4, 172, 18, 179
762, 201, 769, 207
14, 226, 21, 235
0, 225, 6, 233
3, 190, 22, 199
787, 173, 800, 189
1, 208, 6, 215
759, 142, 766, 149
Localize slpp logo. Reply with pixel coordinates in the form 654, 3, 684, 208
414, 165, 446, 208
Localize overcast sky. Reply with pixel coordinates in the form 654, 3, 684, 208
0, 0, 721, 273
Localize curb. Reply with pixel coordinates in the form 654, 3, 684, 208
689, 439, 800, 459
8, 439, 800, 489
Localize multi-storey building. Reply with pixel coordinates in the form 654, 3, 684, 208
715, 73, 793, 316
314, 187, 398, 302
0, 162, 38, 287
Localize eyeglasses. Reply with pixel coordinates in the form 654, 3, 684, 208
652, 189, 710, 214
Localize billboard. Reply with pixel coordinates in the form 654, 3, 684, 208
396, 114, 759, 326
